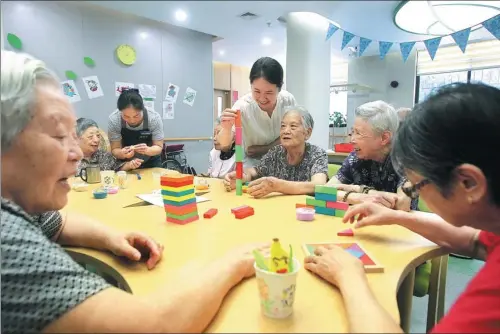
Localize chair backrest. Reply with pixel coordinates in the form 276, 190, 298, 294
99, 129, 111, 152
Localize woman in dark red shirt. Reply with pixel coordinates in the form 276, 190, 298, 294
304, 83, 500, 333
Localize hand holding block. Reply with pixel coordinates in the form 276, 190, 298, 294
203, 208, 218, 219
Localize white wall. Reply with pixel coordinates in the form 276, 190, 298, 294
346, 51, 417, 129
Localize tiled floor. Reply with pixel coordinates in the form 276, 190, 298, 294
410, 256, 484, 332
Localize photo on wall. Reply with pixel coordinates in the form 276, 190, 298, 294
61, 80, 81, 103
82, 75, 104, 99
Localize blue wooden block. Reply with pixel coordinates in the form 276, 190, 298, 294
315, 207, 336, 216
161, 189, 195, 197
315, 193, 337, 202
163, 197, 197, 206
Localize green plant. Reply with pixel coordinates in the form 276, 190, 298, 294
329, 111, 347, 127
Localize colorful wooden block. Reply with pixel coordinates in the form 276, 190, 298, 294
161, 174, 194, 183
161, 184, 194, 193
231, 205, 250, 213
337, 228, 354, 236
306, 197, 326, 208
326, 201, 349, 210
236, 162, 243, 179
315, 207, 336, 216
242, 185, 248, 193
315, 193, 337, 202
203, 208, 218, 219
302, 242, 384, 273
163, 197, 197, 206
161, 188, 195, 197
235, 127, 242, 145
235, 110, 242, 127
161, 179, 194, 188
164, 203, 198, 215
166, 210, 199, 220
315, 185, 337, 195
234, 207, 254, 219
296, 203, 315, 209
166, 215, 199, 225
334, 209, 346, 218
236, 179, 243, 196
162, 193, 196, 202
235, 145, 244, 161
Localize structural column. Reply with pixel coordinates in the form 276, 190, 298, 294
286, 12, 331, 150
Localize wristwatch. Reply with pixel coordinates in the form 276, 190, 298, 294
343, 190, 355, 202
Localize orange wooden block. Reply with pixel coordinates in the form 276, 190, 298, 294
296, 203, 314, 209
161, 179, 194, 187
235, 109, 242, 127
161, 174, 194, 183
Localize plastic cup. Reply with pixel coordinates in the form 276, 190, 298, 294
254, 258, 300, 319
117, 171, 128, 189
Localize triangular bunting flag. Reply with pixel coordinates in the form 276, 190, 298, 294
424, 37, 442, 60
341, 31, 355, 50
482, 14, 500, 40
379, 41, 393, 60
325, 23, 339, 41
451, 28, 471, 53
358, 37, 372, 57
399, 42, 416, 62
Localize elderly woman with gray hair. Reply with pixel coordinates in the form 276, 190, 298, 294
327, 101, 416, 211
223, 106, 328, 198
76, 117, 142, 175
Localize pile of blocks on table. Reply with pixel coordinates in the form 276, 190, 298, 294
161, 174, 199, 224
305, 185, 348, 217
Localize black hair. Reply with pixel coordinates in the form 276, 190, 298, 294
117, 88, 144, 111
249, 57, 284, 90
392, 83, 500, 205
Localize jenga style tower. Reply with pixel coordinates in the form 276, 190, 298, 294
161, 174, 199, 225
235, 110, 243, 196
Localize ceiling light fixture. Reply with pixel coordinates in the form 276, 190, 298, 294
394, 1, 500, 36
219, 50, 225, 56
139, 32, 148, 39
175, 9, 187, 22
262, 37, 272, 46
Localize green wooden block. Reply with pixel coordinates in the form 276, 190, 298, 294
235, 145, 244, 161
306, 196, 326, 208
315, 185, 337, 195
334, 209, 346, 218
166, 210, 199, 220
236, 179, 243, 195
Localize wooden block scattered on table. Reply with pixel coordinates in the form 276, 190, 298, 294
337, 228, 354, 237
203, 208, 218, 219
231, 205, 250, 214
234, 207, 254, 219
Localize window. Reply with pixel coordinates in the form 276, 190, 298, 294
471, 67, 500, 89
217, 96, 223, 117
417, 71, 468, 103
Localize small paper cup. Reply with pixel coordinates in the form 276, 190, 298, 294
254, 258, 300, 319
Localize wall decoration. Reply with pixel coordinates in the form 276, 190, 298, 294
164, 83, 179, 103
115, 82, 135, 97
82, 75, 104, 99
116, 44, 137, 65
83, 56, 95, 67
399, 42, 416, 63
358, 37, 372, 57
341, 31, 355, 50
379, 41, 393, 60
65, 70, 78, 80
144, 99, 155, 112
163, 101, 174, 120
423, 37, 442, 60
182, 87, 197, 107
139, 84, 157, 99
7, 33, 22, 50
482, 15, 500, 40
61, 80, 81, 103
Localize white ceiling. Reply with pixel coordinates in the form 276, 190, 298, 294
88, 1, 498, 67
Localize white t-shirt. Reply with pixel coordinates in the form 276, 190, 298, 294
232, 90, 297, 167
207, 148, 236, 179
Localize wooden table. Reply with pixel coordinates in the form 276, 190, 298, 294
65, 168, 446, 332
327, 150, 349, 164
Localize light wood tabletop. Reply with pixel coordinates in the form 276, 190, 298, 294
65, 168, 445, 332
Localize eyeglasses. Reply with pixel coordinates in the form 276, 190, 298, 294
401, 178, 431, 199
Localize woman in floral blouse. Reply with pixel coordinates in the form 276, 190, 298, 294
76, 118, 142, 175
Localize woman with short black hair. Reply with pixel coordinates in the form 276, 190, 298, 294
217, 57, 297, 168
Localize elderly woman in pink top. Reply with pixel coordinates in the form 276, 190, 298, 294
201, 118, 236, 179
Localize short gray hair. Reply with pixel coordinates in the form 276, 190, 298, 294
76, 118, 99, 137
1, 50, 60, 151
283, 106, 315, 130
355, 100, 399, 135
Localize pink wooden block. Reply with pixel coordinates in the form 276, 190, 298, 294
235, 127, 242, 145
326, 201, 349, 210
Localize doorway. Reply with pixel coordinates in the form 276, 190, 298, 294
214, 89, 231, 121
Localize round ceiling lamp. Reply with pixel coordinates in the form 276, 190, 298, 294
394, 1, 500, 36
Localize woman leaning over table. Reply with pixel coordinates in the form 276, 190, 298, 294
76, 117, 143, 175
223, 106, 328, 198
1, 50, 269, 333
217, 57, 297, 168
305, 83, 500, 333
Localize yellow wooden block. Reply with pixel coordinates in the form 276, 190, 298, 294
161, 184, 194, 193
162, 193, 196, 202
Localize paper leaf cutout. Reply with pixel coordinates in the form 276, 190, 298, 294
7, 33, 22, 50
65, 71, 77, 80
83, 57, 95, 67
253, 249, 268, 271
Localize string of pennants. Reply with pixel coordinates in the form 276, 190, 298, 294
325, 14, 500, 62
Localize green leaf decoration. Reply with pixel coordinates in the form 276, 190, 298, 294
65, 70, 77, 80
253, 249, 269, 271
83, 57, 95, 67
288, 244, 294, 272
7, 33, 22, 50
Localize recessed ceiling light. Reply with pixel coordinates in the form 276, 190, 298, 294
175, 10, 187, 22
262, 37, 272, 46
219, 50, 225, 56
139, 32, 148, 39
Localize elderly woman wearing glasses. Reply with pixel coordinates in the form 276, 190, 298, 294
327, 100, 415, 211
76, 117, 143, 175
304, 83, 500, 333
223, 106, 328, 198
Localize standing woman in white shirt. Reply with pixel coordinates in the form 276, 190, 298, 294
217, 57, 297, 167
201, 118, 236, 179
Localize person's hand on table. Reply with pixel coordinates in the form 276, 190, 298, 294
121, 146, 135, 159
350, 192, 398, 209
133, 143, 149, 155
304, 244, 365, 288
342, 202, 402, 228
247, 177, 278, 198
123, 158, 143, 171
223, 171, 237, 192
335, 184, 362, 193
223, 243, 271, 278
106, 232, 164, 270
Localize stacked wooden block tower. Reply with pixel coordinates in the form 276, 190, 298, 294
161, 174, 199, 225
305, 185, 349, 217
235, 109, 243, 196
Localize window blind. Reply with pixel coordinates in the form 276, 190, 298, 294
417, 39, 500, 75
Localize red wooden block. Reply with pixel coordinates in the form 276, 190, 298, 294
161, 174, 194, 183
236, 162, 243, 179
203, 208, 218, 219
234, 207, 254, 219
296, 203, 314, 209
337, 228, 354, 237
161, 179, 194, 188
326, 201, 349, 210
166, 215, 199, 225
231, 205, 250, 213
164, 203, 198, 215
